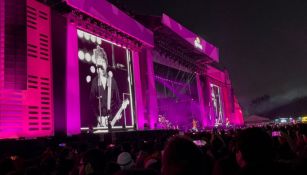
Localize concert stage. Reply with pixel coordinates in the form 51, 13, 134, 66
83, 129, 179, 144
0, 0, 243, 140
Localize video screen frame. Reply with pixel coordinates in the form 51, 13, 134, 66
76, 28, 136, 130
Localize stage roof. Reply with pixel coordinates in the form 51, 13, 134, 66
134, 14, 218, 71
161, 14, 219, 62
64, 0, 154, 47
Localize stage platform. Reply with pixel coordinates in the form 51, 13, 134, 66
82, 129, 179, 144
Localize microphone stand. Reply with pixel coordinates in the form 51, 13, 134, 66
97, 71, 102, 127
107, 71, 113, 132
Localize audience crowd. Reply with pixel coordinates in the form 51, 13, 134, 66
1, 123, 307, 175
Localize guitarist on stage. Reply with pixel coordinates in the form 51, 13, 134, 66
90, 45, 121, 129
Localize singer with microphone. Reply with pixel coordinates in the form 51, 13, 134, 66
89, 45, 121, 129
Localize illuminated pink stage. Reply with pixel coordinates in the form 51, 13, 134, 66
0, 0, 243, 139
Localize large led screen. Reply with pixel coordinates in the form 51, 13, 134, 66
77, 29, 135, 130
210, 83, 224, 126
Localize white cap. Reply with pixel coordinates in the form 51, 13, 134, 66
117, 152, 134, 170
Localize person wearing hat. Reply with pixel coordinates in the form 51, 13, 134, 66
117, 152, 135, 170
90, 45, 121, 128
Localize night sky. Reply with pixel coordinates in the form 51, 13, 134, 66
109, 0, 307, 116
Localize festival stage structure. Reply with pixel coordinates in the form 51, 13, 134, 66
0, 0, 243, 139
135, 14, 244, 130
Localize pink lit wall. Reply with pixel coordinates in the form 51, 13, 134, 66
66, 22, 81, 135
0, 0, 4, 89
196, 74, 207, 127
25, 0, 54, 137
0, 0, 53, 139
131, 51, 146, 129
207, 65, 225, 82
222, 85, 232, 124
145, 49, 158, 129
233, 97, 244, 125
162, 14, 219, 62
0, 0, 22, 139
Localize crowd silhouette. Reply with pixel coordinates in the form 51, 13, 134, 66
0, 124, 307, 175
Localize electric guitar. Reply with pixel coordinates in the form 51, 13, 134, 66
99, 99, 129, 127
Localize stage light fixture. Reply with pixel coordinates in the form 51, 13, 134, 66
78, 50, 85, 60
91, 55, 96, 64
85, 52, 91, 62
77, 29, 84, 38
90, 66, 96, 73
84, 32, 90, 40
90, 34, 96, 43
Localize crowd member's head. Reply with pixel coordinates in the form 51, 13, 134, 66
144, 158, 161, 172
162, 136, 204, 175
235, 128, 273, 168
117, 152, 135, 170
104, 162, 121, 175
0, 158, 14, 175
56, 159, 74, 175
301, 124, 307, 143
210, 135, 226, 159
115, 169, 158, 175
79, 149, 105, 175
24, 166, 41, 175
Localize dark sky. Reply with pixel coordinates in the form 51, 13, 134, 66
110, 0, 307, 116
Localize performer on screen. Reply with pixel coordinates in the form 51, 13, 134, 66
90, 45, 121, 128
191, 118, 198, 132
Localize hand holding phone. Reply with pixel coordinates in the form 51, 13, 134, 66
193, 140, 207, 146
59, 143, 66, 147
272, 131, 281, 137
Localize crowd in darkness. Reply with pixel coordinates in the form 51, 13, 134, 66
0, 124, 307, 175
